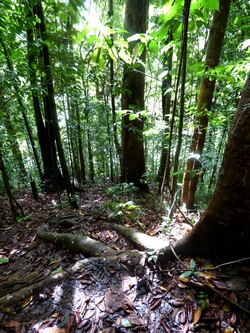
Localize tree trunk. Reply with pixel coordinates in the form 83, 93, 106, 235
27, 1, 63, 185
121, 0, 149, 192
0, 151, 23, 218
34, 1, 77, 207
159, 71, 250, 261
182, 0, 231, 209
0, 36, 43, 181
157, 31, 173, 194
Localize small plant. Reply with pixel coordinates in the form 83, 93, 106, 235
179, 258, 197, 278
106, 183, 138, 197
105, 200, 144, 224
198, 291, 209, 309
160, 215, 172, 236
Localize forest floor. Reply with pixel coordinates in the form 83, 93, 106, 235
0, 183, 250, 333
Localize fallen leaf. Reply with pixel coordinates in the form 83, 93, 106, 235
192, 307, 202, 324
21, 295, 33, 308
39, 327, 66, 333
226, 277, 247, 291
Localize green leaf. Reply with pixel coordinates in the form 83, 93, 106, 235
50, 266, 63, 275
87, 35, 101, 45
92, 48, 105, 68
108, 46, 118, 62
137, 43, 145, 57
148, 40, 159, 56
0, 258, 9, 265
202, 0, 219, 11
129, 114, 136, 121
16, 214, 30, 222
119, 48, 131, 64
190, 258, 196, 270
121, 317, 132, 328
161, 0, 183, 23
179, 270, 192, 278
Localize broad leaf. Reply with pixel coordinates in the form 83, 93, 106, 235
0, 258, 9, 265
202, 0, 219, 11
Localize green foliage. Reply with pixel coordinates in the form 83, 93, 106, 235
198, 291, 209, 309
0, 258, 9, 265
179, 258, 197, 278
160, 216, 172, 236
105, 200, 144, 225
106, 183, 138, 196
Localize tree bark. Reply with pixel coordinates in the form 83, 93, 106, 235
182, 0, 231, 209
159, 71, 250, 261
121, 0, 149, 192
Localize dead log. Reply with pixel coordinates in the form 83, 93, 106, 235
104, 222, 168, 251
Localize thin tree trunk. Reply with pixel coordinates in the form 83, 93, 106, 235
171, 0, 191, 206
121, 0, 149, 192
0, 151, 23, 218
109, 0, 122, 176
157, 31, 173, 194
86, 114, 95, 183
0, 37, 43, 181
34, 1, 77, 207
182, 0, 231, 209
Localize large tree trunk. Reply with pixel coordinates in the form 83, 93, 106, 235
121, 0, 149, 192
159, 71, 250, 262
182, 0, 231, 209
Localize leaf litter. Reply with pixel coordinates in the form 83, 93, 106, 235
0, 184, 250, 332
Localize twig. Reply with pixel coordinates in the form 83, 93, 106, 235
202, 257, 250, 271
169, 243, 250, 315
174, 202, 194, 227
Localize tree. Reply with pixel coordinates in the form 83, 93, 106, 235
182, 0, 232, 209
30, 1, 78, 207
121, 0, 149, 192
159, 71, 250, 261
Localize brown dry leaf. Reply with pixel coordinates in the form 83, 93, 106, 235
203, 263, 214, 269
222, 303, 231, 312
2, 320, 20, 328
212, 279, 228, 289
95, 295, 105, 304
21, 295, 33, 308
199, 271, 214, 279
126, 313, 144, 325
226, 277, 247, 291
159, 285, 167, 291
101, 328, 115, 333
229, 292, 238, 303
179, 276, 190, 283
192, 307, 202, 324
223, 327, 234, 333
39, 327, 65, 333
